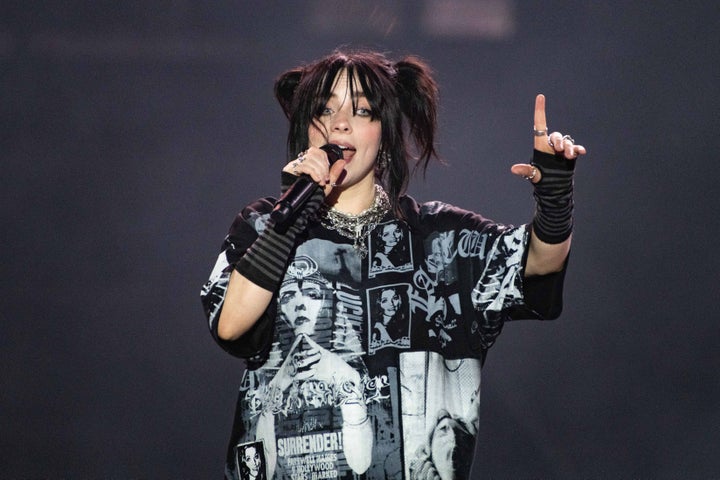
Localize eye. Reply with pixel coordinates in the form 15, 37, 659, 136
304, 288, 323, 300
279, 292, 295, 304
355, 107, 373, 117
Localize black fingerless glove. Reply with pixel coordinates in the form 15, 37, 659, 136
530, 149, 575, 244
234, 172, 325, 291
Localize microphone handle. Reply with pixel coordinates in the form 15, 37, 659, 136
270, 175, 316, 224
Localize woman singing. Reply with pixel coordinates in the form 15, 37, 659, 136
201, 48, 586, 479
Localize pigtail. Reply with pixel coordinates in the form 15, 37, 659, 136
274, 68, 304, 119
395, 57, 439, 174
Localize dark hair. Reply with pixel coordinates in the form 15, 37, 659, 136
274, 48, 439, 216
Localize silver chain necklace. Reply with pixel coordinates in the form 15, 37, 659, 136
320, 184, 390, 258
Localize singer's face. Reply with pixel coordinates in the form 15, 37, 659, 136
308, 69, 382, 191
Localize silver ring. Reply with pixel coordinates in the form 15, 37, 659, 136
562, 134, 575, 144
524, 166, 538, 181
297, 151, 306, 163
292, 161, 299, 175
533, 128, 547, 137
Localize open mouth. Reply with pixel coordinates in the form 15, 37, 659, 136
337, 145, 356, 161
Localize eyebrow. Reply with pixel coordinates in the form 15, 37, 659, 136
329, 91, 367, 101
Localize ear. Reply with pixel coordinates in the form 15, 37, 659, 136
274, 68, 303, 118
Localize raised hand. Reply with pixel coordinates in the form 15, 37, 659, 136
511, 94, 587, 183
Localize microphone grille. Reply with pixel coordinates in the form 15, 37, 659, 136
320, 144, 344, 164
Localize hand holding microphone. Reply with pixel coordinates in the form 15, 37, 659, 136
271, 144, 346, 228
236, 144, 345, 290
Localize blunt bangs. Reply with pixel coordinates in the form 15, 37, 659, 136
310, 54, 396, 123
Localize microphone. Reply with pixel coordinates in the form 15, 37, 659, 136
271, 143, 344, 228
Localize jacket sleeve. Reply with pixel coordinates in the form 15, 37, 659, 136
200, 199, 278, 362
509, 252, 568, 321
468, 222, 568, 349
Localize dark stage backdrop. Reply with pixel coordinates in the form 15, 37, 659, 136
3, 1, 719, 478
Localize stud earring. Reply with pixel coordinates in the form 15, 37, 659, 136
377, 150, 389, 170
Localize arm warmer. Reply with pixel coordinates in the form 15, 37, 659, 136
234, 172, 325, 291
530, 149, 575, 244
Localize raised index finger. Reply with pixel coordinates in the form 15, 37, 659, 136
534, 94, 547, 129
534, 94, 551, 152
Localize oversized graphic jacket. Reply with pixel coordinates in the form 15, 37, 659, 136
202, 194, 566, 480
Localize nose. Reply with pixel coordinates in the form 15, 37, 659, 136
330, 109, 351, 133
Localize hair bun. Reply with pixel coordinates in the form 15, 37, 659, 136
274, 68, 303, 118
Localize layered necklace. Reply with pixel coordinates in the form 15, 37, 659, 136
320, 184, 390, 258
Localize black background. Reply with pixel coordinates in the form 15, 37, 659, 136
3, 1, 719, 478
